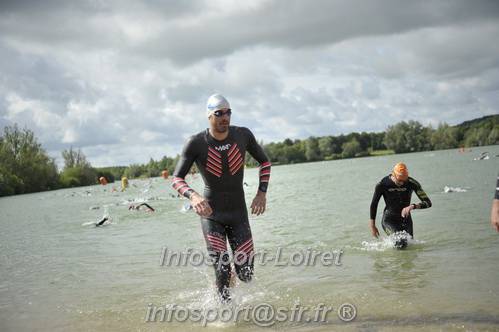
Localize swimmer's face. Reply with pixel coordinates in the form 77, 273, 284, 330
392, 175, 406, 186
209, 108, 231, 134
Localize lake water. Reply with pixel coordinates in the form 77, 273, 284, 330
1, 146, 498, 331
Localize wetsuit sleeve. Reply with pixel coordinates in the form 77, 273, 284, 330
370, 182, 383, 220
140, 203, 155, 211
495, 174, 499, 200
258, 161, 271, 192
244, 128, 271, 192
412, 179, 432, 209
171, 136, 197, 198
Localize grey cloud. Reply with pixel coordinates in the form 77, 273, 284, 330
126, 0, 499, 65
1, 0, 498, 167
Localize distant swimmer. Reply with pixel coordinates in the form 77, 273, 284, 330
128, 203, 155, 211
474, 152, 490, 161
369, 163, 432, 249
95, 217, 109, 227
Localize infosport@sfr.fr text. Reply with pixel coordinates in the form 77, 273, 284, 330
145, 302, 357, 327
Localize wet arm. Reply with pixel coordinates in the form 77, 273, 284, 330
414, 187, 432, 209
246, 129, 271, 214
246, 130, 271, 194
369, 185, 383, 221
369, 185, 382, 238
171, 138, 197, 199
171, 137, 212, 217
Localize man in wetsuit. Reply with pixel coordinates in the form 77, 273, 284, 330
171, 94, 271, 302
369, 163, 432, 249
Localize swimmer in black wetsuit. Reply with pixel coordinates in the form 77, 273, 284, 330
171, 94, 270, 302
369, 163, 432, 249
94, 217, 109, 227
128, 203, 155, 211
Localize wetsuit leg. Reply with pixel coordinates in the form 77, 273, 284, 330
201, 213, 254, 301
201, 218, 232, 301
226, 216, 254, 283
381, 211, 413, 249
201, 188, 255, 301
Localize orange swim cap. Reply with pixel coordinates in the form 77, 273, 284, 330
392, 162, 409, 180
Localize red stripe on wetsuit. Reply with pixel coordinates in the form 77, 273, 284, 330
235, 238, 254, 263
207, 234, 228, 253
171, 177, 194, 198
258, 161, 271, 192
228, 143, 244, 175
206, 147, 222, 177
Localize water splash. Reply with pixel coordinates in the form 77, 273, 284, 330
443, 186, 468, 193
360, 232, 425, 251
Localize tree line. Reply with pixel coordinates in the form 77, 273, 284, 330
254, 115, 498, 165
0, 115, 497, 197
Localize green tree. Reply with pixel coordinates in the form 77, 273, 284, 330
59, 167, 98, 188
383, 122, 407, 153
97, 168, 115, 184
341, 139, 361, 158
104, 166, 128, 181
61, 146, 91, 170
60, 146, 98, 187
304, 137, 320, 161
0, 124, 59, 196
486, 125, 499, 145
383, 120, 426, 153
145, 158, 161, 177
463, 127, 490, 147
282, 144, 305, 163
159, 155, 180, 174
430, 122, 459, 150
124, 163, 146, 179
318, 136, 334, 158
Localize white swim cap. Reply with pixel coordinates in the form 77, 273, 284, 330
206, 94, 230, 117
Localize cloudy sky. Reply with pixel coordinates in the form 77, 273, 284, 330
1, 0, 498, 169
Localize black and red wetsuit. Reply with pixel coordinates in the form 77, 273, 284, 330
370, 175, 432, 239
171, 126, 270, 300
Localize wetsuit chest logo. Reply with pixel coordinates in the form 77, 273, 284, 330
215, 144, 231, 151
389, 187, 407, 192
206, 142, 244, 177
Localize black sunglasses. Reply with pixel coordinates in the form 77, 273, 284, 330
213, 109, 232, 117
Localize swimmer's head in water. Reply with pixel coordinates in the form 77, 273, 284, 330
206, 94, 230, 117
392, 162, 409, 181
